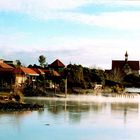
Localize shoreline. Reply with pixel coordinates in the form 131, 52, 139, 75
0, 102, 44, 111
24, 93, 140, 103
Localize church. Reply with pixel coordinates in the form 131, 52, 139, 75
112, 52, 140, 76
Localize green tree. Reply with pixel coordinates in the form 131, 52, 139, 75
38, 55, 46, 67
105, 68, 123, 83
123, 74, 140, 87
15, 60, 22, 68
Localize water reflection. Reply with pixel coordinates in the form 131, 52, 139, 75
0, 98, 140, 140
111, 103, 139, 124
0, 111, 32, 133
25, 98, 106, 113
24, 98, 108, 124
25, 98, 139, 125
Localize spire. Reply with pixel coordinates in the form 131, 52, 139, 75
125, 51, 128, 61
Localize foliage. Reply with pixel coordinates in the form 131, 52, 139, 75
66, 64, 85, 88
123, 74, 140, 87
105, 68, 123, 83
66, 64, 105, 89
25, 61, 140, 95
10, 91, 24, 102
111, 85, 124, 93
38, 55, 46, 67
15, 60, 22, 67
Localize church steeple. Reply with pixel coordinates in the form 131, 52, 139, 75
125, 51, 128, 62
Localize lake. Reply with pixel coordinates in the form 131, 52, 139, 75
0, 95, 140, 140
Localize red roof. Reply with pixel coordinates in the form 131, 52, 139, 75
0, 62, 13, 69
31, 68, 45, 75
43, 69, 60, 76
14, 67, 39, 76
0, 62, 14, 72
112, 60, 139, 70
50, 59, 65, 68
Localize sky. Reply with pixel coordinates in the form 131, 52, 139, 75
1, 0, 140, 69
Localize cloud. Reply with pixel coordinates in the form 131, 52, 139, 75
1, 0, 140, 30
0, 0, 93, 11
1, 0, 140, 68
45, 11, 140, 30
1, 0, 140, 12
1, 32, 140, 69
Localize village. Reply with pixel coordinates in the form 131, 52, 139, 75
0, 51, 140, 99
1, 1, 140, 140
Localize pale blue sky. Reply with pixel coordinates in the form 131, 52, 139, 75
1, 0, 140, 69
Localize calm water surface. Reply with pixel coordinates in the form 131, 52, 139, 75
0, 96, 140, 140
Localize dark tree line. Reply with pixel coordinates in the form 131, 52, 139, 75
66, 64, 105, 89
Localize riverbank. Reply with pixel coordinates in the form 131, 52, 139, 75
0, 101, 44, 111
24, 93, 140, 103
0, 92, 44, 111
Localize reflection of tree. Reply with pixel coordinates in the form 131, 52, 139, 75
0, 111, 31, 133
124, 108, 127, 124
31, 99, 103, 123
25, 99, 105, 113
69, 112, 82, 123
90, 102, 106, 112
111, 103, 139, 124
24, 99, 107, 123
111, 103, 138, 111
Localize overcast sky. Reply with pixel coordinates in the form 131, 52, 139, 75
1, 0, 140, 69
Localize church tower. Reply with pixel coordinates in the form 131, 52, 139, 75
125, 51, 128, 62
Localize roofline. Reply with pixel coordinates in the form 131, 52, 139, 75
26, 74, 39, 76
112, 60, 139, 62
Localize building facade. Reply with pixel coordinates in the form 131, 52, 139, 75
112, 52, 140, 76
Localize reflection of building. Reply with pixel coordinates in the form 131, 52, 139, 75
112, 52, 139, 76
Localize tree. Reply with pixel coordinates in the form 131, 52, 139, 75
105, 68, 123, 83
123, 74, 140, 87
15, 60, 21, 68
38, 55, 46, 67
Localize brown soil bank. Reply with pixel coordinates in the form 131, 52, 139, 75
0, 102, 44, 111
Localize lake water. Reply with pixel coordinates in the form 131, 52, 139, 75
1, 95, 140, 140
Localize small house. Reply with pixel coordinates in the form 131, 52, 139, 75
14, 67, 39, 85
0, 61, 14, 90
49, 59, 65, 72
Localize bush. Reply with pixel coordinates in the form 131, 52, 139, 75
10, 92, 24, 102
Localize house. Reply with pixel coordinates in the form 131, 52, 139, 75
3, 60, 17, 67
31, 68, 45, 75
0, 60, 14, 91
112, 52, 140, 76
0, 58, 65, 92
49, 59, 65, 71
43, 69, 60, 78
43, 69, 60, 88
14, 67, 39, 85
